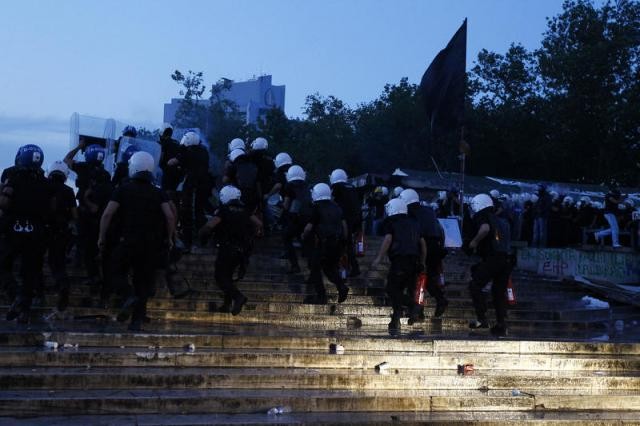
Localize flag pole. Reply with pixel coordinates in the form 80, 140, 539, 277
459, 126, 467, 226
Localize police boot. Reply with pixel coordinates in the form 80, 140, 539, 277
434, 298, 449, 319
388, 313, 401, 333
337, 284, 349, 304
490, 323, 508, 337
407, 306, 424, 325
469, 319, 489, 330
231, 294, 248, 316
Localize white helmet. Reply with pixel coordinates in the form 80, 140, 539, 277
392, 186, 404, 198
251, 137, 268, 151
580, 196, 592, 204
219, 185, 241, 205
624, 199, 635, 208
228, 138, 245, 152
311, 183, 332, 202
128, 151, 155, 177
161, 123, 173, 133
470, 193, 494, 214
399, 188, 420, 206
550, 191, 559, 201
385, 198, 407, 217
48, 160, 69, 178
286, 165, 306, 182
274, 152, 292, 169
228, 148, 246, 163
531, 194, 539, 203
181, 131, 200, 147
329, 169, 348, 185
489, 189, 500, 199
563, 196, 574, 205
438, 191, 447, 201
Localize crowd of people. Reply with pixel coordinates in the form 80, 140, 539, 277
1, 125, 630, 336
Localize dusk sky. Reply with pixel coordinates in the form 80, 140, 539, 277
0, 0, 568, 170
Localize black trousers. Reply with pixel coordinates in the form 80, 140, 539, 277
214, 246, 245, 303
110, 241, 158, 321
308, 239, 346, 298
47, 229, 70, 290
11, 230, 45, 312
387, 255, 418, 319
180, 179, 210, 247
283, 215, 306, 268
468, 253, 511, 325
78, 211, 100, 280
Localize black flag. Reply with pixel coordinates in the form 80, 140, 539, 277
419, 19, 467, 135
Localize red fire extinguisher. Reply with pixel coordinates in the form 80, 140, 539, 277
355, 232, 365, 257
506, 275, 517, 305
339, 254, 350, 280
414, 272, 428, 306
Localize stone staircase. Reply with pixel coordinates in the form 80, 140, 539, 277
0, 236, 639, 424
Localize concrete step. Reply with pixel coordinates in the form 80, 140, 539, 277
2, 367, 639, 391
0, 388, 638, 415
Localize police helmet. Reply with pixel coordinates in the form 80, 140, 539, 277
470, 193, 493, 214
128, 151, 155, 178
392, 186, 404, 198
311, 183, 332, 202
399, 188, 420, 206
251, 137, 268, 151
47, 160, 69, 179
329, 169, 348, 185
489, 189, 500, 199
181, 131, 200, 147
85, 144, 105, 164
274, 152, 292, 169
228, 138, 245, 152
219, 185, 242, 205
16, 144, 44, 169
228, 148, 246, 163
286, 165, 306, 182
385, 198, 407, 217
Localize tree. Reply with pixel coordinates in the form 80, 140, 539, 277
170, 70, 208, 129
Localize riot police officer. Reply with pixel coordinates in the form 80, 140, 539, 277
98, 151, 174, 331
466, 193, 512, 337
198, 185, 262, 315
225, 149, 260, 214
302, 183, 349, 304
3, 145, 53, 322
372, 198, 426, 333
329, 169, 362, 277
282, 165, 312, 274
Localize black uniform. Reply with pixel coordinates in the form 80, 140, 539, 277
226, 156, 260, 214
407, 203, 448, 315
48, 175, 77, 310
210, 201, 254, 314
282, 180, 312, 271
251, 150, 275, 203
382, 214, 423, 325
109, 176, 169, 326
306, 200, 349, 304
0, 166, 18, 298
159, 136, 184, 195
468, 208, 512, 332
4, 168, 53, 319
179, 144, 211, 248
331, 182, 362, 276
72, 161, 112, 286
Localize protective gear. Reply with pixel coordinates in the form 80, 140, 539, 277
329, 169, 348, 185
550, 191, 559, 201
122, 126, 137, 138
181, 131, 200, 147
251, 137, 268, 151
228, 148, 246, 163
48, 160, 69, 178
84, 144, 105, 164
399, 189, 420, 206
563, 196, 574, 206
392, 186, 404, 198
385, 198, 407, 217
624, 199, 635, 208
311, 183, 332, 202
274, 152, 292, 169
374, 186, 389, 196
228, 138, 245, 152
489, 189, 500, 199
121, 145, 139, 164
161, 123, 173, 133
580, 196, 592, 204
470, 194, 493, 214
15, 145, 44, 169
219, 185, 242, 205
128, 151, 155, 177
286, 165, 306, 182
438, 191, 447, 201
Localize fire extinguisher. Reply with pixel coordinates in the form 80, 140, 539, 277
355, 232, 365, 257
506, 275, 516, 305
414, 272, 428, 306
339, 254, 349, 280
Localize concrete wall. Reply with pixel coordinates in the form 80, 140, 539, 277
517, 247, 640, 285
